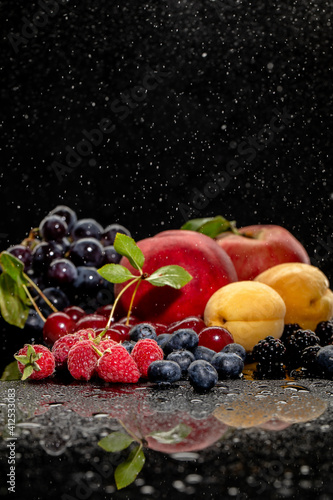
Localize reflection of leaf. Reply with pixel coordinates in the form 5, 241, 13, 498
115, 445, 145, 490
98, 432, 134, 452
148, 423, 192, 444
0, 361, 21, 381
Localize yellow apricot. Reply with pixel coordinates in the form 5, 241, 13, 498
254, 263, 333, 331
203, 281, 286, 351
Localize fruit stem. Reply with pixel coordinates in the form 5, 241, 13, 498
126, 278, 143, 326
22, 285, 46, 323
24, 274, 58, 313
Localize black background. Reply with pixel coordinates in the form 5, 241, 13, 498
1, 0, 332, 276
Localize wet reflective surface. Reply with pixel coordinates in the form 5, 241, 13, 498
1, 379, 333, 499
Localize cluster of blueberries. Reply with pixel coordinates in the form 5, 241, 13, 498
123, 323, 246, 391
5, 205, 131, 336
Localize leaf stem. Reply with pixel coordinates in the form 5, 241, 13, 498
22, 285, 46, 323
24, 274, 58, 313
118, 419, 142, 444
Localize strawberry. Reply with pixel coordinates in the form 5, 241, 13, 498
96, 344, 140, 383
67, 339, 99, 381
131, 338, 164, 378
52, 328, 96, 369
15, 344, 55, 381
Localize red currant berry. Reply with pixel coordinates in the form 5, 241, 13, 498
198, 326, 234, 352
63, 306, 86, 322
43, 312, 76, 345
75, 314, 108, 330
95, 328, 122, 343
166, 316, 206, 335
109, 323, 131, 340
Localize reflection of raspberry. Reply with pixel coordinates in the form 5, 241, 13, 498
96, 344, 140, 383
15, 344, 55, 380
131, 339, 164, 378
67, 340, 99, 381
52, 329, 96, 369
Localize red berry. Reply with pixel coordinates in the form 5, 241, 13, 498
95, 304, 114, 318
96, 344, 140, 383
51, 329, 96, 369
15, 344, 55, 380
105, 322, 131, 340
131, 339, 164, 378
95, 328, 122, 343
166, 316, 206, 335
198, 326, 234, 352
67, 339, 99, 381
43, 312, 77, 346
75, 314, 108, 330
98, 338, 118, 351
63, 306, 86, 322
118, 315, 140, 326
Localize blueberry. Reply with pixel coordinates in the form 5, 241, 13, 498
156, 333, 171, 349
130, 323, 157, 342
163, 328, 199, 354
222, 343, 247, 361
317, 345, 333, 374
188, 360, 218, 392
192, 345, 216, 363
122, 341, 135, 354
24, 309, 44, 340
211, 352, 244, 379
166, 350, 195, 373
147, 360, 181, 384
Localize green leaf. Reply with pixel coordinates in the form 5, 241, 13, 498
0, 273, 29, 328
0, 251, 28, 286
21, 365, 34, 381
146, 265, 192, 289
98, 432, 134, 452
181, 215, 237, 239
113, 233, 144, 272
115, 445, 145, 490
148, 423, 192, 444
0, 361, 21, 381
98, 264, 137, 284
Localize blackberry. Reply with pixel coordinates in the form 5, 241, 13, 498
300, 345, 323, 377
285, 329, 320, 368
315, 320, 333, 346
280, 323, 301, 344
254, 362, 286, 380
252, 336, 286, 366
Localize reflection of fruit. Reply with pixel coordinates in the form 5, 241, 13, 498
216, 224, 310, 281
213, 389, 327, 429
204, 281, 286, 351
122, 411, 228, 453
114, 230, 237, 325
254, 263, 333, 330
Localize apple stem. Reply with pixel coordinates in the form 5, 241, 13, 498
24, 274, 58, 313
22, 284, 46, 323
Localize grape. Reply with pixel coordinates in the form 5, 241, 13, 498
7, 244, 32, 270
71, 266, 105, 293
39, 215, 68, 241
103, 245, 121, 264
47, 258, 78, 286
32, 241, 64, 273
69, 238, 104, 267
71, 218, 103, 240
35, 287, 70, 316
101, 223, 131, 246
49, 205, 77, 231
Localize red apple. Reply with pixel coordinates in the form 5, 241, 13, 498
114, 229, 237, 325
216, 224, 310, 281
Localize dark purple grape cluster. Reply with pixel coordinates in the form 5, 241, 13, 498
4, 205, 131, 337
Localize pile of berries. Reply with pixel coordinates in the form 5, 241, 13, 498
14, 317, 246, 392
252, 320, 333, 379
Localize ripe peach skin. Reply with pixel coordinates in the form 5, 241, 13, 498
255, 262, 333, 330
114, 229, 238, 325
216, 224, 310, 281
204, 281, 286, 351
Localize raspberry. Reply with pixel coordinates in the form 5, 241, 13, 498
285, 329, 320, 368
131, 339, 164, 378
52, 328, 96, 369
67, 339, 99, 381
96, 344, 140, 383
315, 320, 333, 346
15, 344, 55, 380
